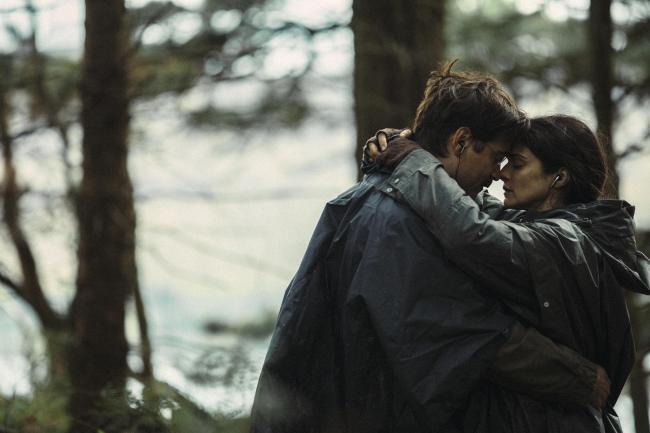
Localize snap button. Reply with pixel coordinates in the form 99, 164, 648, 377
543, 301, 550, 308
386, 187, 393, 193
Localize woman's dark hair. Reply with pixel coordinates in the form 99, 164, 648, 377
412, 61, 528, 156
524, 115, 608, 203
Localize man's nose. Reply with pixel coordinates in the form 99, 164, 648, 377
491, 165, 502, 181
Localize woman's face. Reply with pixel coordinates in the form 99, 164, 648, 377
500, 145, 559, 211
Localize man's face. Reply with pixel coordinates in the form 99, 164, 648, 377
456, 140, 510, 197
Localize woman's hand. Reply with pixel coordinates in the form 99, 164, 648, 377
363, 128, 422, 170
362, 128, 412, 163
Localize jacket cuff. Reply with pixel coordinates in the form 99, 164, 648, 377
489, 322, 596, 407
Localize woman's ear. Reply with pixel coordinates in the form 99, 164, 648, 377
552, 168, 570, 188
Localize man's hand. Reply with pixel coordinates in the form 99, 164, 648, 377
590, 365, 610, 410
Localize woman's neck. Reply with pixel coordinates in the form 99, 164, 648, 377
533, 194, 567, 213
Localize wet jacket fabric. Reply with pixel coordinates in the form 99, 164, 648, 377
251, 171, 601, 433
386, 149, 650, 433
251, 172, 514, 433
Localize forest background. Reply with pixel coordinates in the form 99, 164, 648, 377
0, 0, 648, 432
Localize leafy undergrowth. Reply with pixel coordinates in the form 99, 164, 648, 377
0, 380, 251, 433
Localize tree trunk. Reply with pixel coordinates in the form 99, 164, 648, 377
351, 0, 445, 179
590, 1, 649, 431
589, 0, 618, 196
629, 315, 650, 433
68, 0, 135, 431
632, 230, 650, 433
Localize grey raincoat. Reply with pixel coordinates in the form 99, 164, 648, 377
384, 149, 650, 433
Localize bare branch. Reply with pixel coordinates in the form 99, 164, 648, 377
0, 2, 57, 14
130, 2, 182, 54
10, 124, 47, 140
24, 2, 78, 203
0, 265, 20, 294
250, 20, 344, 36
0, 5, 34, 14
618, 143, 647, 160
132, 278, 153, 380
618, 128, 650, 160
0, 75, 64, 330
135, 187, 341, 203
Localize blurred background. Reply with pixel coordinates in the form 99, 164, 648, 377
0, 0, 648, 432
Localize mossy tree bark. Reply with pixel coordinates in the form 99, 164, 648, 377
351, 0, 445, 179
68, 0, 136, 431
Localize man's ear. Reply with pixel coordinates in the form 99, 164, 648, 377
448, 127, 472, 156
552, 168, 570, 188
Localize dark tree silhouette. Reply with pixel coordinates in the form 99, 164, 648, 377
351, 0, 445, 179
67, 0, 134, 431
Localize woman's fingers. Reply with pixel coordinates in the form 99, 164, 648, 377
363, 139, 381, 160
362, 128, 408, 162
378, 132, 388, 151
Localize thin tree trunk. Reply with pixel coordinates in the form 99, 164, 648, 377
68, 0, 135, 431
133, 279, 153, 381
590, 1, 649, 431
351, 0, 445, 179
0, 82, 63, 331
589, 0, 618, 196
629, 311, 650, 433
630, 234, 650, 433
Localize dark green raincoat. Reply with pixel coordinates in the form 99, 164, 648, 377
250, 169, 606, 433
384, 149, 650, 433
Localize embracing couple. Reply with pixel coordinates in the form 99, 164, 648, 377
250, 62, 650, 433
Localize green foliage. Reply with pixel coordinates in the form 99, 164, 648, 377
446, 0, 650, 105
40, 57, 80, 109
0, 381, 251, 433
187, 94, 309, 129
131, 48, 204, 98
127, 1, 187, 33
0, 385, 70, 433
187, 81, 309, 130
446, 4, 589, 97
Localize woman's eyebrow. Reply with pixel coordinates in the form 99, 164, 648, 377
507, 153, 526, 161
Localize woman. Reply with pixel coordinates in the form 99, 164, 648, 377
366, 115, 650, 433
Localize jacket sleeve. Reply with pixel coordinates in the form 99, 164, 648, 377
493, 322, 597, 408
385, 149, 540, 313
475, 190, 508, 219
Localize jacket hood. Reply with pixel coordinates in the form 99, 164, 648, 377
547, 200, 650, 295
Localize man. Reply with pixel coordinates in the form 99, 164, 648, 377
250, 63, 608, 433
